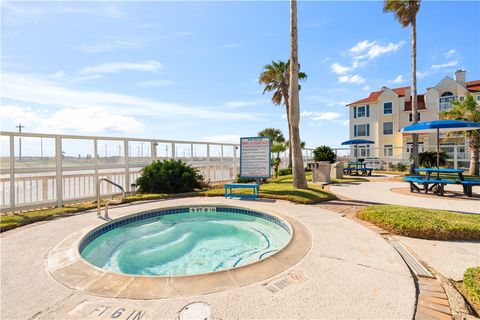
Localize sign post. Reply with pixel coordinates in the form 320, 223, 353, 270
240, 137, 271, 182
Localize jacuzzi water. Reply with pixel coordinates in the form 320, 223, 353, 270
80, 209, 291, 276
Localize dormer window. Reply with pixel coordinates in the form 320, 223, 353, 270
439, 91, 456, 110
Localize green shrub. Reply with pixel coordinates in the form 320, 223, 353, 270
136, 160, 203, 194
278, 168, 292, 176
236, 175, 256, 183
313, 146, 336, 163
464, 267, 480, 308
396, 162, 407, 172
418, 151, 449, 168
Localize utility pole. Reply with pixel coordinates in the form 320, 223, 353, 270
16, 123, 25, 160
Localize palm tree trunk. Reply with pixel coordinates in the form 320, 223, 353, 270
410, 17, 420, 174
289, 0, 308, 189
284, 95, 293, 168
469, 139, 479, 175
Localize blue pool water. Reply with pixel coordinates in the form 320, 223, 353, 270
80, 209, 291, 276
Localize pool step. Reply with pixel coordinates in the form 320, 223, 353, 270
387, 239, 434, 278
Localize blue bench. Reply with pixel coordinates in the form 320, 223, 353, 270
224, 183, 260, 199
403, 176, 457, 196
460, 180, 480, 197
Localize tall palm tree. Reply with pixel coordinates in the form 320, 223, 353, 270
289, 0, 308, 189
441, 93, 480, 175
259, 60, 307, 168
384, 0, 421, 174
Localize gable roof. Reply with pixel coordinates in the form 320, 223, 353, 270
467, 80, 480, 92
347, 86, 409, 106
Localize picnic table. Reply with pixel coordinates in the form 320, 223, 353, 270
343, 162, 373, 176
224, 183, 260, 199
404, 167, 479, 197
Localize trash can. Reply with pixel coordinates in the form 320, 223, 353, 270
330, 162, 344, 179
311, 161, 331, 183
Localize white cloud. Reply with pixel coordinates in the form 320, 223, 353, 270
389, 75, 404, 84
350, 40, 405, 60
80, 39, 140, 53
362, 85, 371, 91
445, 49, 457, 58
0, 104, 142, 134
202, 135, 240, 144
416, 70, 430, 79
301, 111, 341, 121
171, 31, 195, 37
431, 60, 458, 70
1, 72, 261, 122
80, 60, 162, 74
137, 80, 173, 87
330, 63, 353, 75
225, 101, 257, 108
221, 43, 242, 49
338, 74, 366, 84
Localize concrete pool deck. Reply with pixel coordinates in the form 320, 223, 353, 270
1, 197, 415, 320
329, 180, 479, 214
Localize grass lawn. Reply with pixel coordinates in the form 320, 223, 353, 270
1, 173, 336, 232
460, 267, 480, 315
357, 205, 480, 241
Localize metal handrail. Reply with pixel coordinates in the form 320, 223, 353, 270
97, 178, 125, 219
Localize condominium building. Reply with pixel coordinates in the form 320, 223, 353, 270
346, 70, 480, 165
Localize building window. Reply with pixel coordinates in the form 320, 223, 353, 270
439, 91, 456, 110
408, 113, 421, 122
477, 95, 480, 101
355, 105, 369, 118
383, 144, 393, 157
383, 122, 393, 135
406, 142, 425, 153
354, 145, 371, 158
383, 102, 392, 114
354, 124, 370, 137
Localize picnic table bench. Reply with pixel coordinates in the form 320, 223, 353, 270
404, 168, 480, 197
343, 162, 373, 176
224, 183, 260, 199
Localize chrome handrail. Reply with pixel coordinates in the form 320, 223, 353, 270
96, 178, 125, 219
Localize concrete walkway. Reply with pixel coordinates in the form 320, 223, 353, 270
1, 197, 416, 320
398, 236, 480, 281
329, 181, 479, 214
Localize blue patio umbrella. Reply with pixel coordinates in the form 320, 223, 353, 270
401, 120, 480, 170
341, 139, 375, 162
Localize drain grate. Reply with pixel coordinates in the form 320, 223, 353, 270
388, 239, 433, 278
264, 272, 304, 294
179, 302, 211, 320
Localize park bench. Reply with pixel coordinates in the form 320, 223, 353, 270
224, 183, 260, 199
460, 180, 480, 197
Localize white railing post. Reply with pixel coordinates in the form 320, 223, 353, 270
233, 145, 237, 178
94, 139, 99, 196
9, 135, 15, 210
206, 144, 211, 181
453, 145, 458, 169
124, 139, 130, 192
221, 145, 224, 180
171, 142, 176, 158
190, 143, 194, 163
151, 141, 157, 161
55, 136, 63, 207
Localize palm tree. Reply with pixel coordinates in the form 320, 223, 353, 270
441, 93, 480, 175
384, 0, 421, 174
258, 128, 287, 178
289, 0, 308, 189
259, 60, 307, 168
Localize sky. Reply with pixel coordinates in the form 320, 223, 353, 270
1, 0, 479, 150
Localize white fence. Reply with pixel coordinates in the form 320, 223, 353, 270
0, 131, 243, 211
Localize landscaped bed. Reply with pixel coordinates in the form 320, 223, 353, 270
357, 205, 480, 241
1, 173, 337, 232
459, 267, 480, 315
